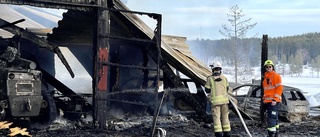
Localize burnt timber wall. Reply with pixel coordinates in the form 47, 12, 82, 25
0, 0, 110, 129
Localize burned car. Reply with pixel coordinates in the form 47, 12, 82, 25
233, 84, 310, 122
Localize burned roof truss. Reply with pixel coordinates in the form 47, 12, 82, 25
0, 0, 213, 135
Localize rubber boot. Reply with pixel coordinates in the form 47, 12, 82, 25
223, 132, 230, 137
268, 131, 276, 137
275, 129, 279, 137
215, 132, 223, 137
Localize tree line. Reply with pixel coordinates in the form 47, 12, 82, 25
187, 32, 320, 78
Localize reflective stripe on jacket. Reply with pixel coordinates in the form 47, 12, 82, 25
262, 71, 283, 103
205, 74, 229, 105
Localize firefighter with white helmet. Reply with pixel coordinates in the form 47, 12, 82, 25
210, 61, 222, 76
205, 61, 231, 137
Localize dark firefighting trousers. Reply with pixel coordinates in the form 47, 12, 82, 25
266, 102, 280, 133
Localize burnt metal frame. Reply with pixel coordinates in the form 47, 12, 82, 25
0, 0, 162, 130
96, 6, 163, 135
92, 0, 163, 131
0, 0, 192, 133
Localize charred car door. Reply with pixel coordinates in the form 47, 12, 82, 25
233, 84, 262, 119
242, 85, 261, 118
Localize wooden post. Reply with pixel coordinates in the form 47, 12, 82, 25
151, 14, 162, 137
93, 0, 111, 129
260, 34, 268, 123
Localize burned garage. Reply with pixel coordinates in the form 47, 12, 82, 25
0, 0, 319, 137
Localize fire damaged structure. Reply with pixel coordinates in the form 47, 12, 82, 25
0, 0, 215, 133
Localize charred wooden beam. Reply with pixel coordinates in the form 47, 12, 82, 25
92, 0, 111, 130
260, 34, 268, 123
105, 35, 157, 44
151, 14, 162, 137
101, 62, 158, 71
0, 19, 25, 28
0, 18, 75, 78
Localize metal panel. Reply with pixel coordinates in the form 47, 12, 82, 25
8, 95, 43, 117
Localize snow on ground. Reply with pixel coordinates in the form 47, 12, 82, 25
225, 66, 320, 108
282, 77, 320, 107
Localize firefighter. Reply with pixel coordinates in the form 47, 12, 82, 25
262, 60, 283, 137
205, 61, 231, 137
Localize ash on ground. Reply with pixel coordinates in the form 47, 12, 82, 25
3, 113, 320, 137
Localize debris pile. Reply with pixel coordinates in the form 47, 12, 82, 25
1, 114, 320, 136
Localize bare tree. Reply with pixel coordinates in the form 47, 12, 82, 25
219, 5, 257, 83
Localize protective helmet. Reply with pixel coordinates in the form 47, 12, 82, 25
264, 60, 274, 66
210, 61, 222, 69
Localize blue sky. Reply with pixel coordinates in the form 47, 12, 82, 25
126, 0, 320, 40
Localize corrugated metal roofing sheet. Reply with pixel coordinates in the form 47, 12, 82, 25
114, 1, 211, 85
0, 1, 212, 86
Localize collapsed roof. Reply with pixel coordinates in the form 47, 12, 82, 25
1, 1, 212, 86
0, 0, 214, 124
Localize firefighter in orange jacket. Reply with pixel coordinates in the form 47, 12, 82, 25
205, 61, 231, 137
262, 60, 283, 137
